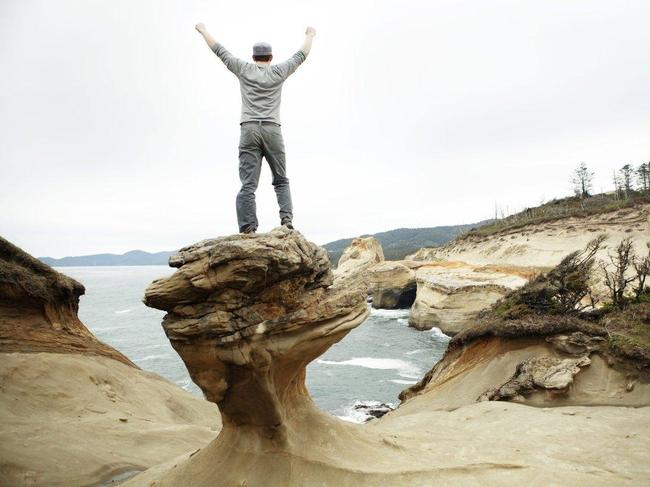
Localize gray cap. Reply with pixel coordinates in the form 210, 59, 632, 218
253, 42, 272, 56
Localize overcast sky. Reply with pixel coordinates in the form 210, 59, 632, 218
1, 0, 649, 258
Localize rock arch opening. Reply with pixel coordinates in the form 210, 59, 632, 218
395, 284, 417, 309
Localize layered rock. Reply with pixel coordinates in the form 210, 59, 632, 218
408, 203, 650, 269
367, 261, 416, 309
399, 323, 650, 410
0, 236, 133, 365
0, 236, 219, 487
408, 263, 530, 334
143, 227, 369, 438
127, 229, 650, 486
334, 236, 384, 282
477, 355, 592, 402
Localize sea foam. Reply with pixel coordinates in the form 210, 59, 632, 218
431, 327, 451, 341
318, 357, 421, 379
369, 308, 410, 319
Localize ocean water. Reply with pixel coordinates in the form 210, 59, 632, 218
60, 266, 449, 422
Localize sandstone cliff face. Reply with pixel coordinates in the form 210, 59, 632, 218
367, 261, 416, 309
334, 238, 421, 310
408, 204, 650, 268
0, 236, 219, 487
408, 263, 530, 335
0, 236, 133, 365
127, 228, 650, 487
399, 324, 650, 410
334, 236, 384, 282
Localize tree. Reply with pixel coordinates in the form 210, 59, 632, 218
510, 235, 605, 315
637, 162, 650, 192
618, 164, 635, 196
633, 243, 650, 300
613, 170, 624, 199
602, 238, 637, 309
571, 162, 594, 198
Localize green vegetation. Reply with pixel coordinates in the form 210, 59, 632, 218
453, 237, 650, 366
602, 303, 650, 363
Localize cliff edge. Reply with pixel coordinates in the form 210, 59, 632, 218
0, 236, 219, 487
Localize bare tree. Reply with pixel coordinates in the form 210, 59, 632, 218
637, 162, 650, 192
571, 162, 594, 198
633, 243, 650, 300
602, 238, 637, 309
619, 164, 635, 196
613, 170, 624, 199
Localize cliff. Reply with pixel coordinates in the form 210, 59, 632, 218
0, 236, 133, 363
124, 227, 650, 486
0, 236, 219, 487
409, 203, 650, 269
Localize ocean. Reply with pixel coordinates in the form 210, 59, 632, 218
59, 265, 450, 422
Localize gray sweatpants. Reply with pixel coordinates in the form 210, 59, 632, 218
236, 122, 293, 232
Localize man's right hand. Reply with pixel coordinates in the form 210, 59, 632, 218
195, 23, 206, 34
305, 26, 316, 37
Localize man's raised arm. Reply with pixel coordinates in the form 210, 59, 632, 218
195, 23, 244, 77
274, 27, 316, 80
300, 27, 317, 56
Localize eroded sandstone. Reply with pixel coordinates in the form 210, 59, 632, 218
0, 236, 219, 487
367, 261, 416, 309
408, 263, 529, 334
127, 229, 650, 487
144, 227, 369, 438
0, 236, 133, 365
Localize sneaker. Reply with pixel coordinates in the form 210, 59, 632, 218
240, 225, 257, 234
282, 221, 294, 230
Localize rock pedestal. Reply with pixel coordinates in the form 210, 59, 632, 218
144, 227, 369, 442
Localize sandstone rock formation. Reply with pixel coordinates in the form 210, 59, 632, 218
334, 238, 423, 310
0, 236, 219, 487
367, 260, 416, 309
0, 236, 133, 364
399, 324, 650, 410
334, 236, 384, 282
126, 228, 650, 486
408, 203, 650, 269
477, 355, 592, 402
143, 227, 369, 437
408, 263, 530, 334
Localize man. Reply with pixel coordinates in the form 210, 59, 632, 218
195, 23, 316, 234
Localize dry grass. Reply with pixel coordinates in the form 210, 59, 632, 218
600, 302, 650, 363
0, 236, 84, 304
449, 314, 604, 352
459, 192, 650, 240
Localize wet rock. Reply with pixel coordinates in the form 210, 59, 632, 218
352, 401, 395, 421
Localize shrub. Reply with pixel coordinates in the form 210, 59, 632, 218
487, 235, 604, 318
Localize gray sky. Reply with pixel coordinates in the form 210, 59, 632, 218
1, 0, 649, 258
